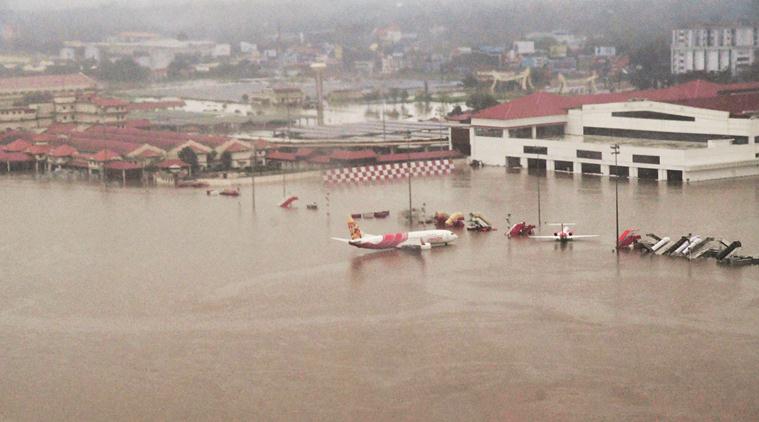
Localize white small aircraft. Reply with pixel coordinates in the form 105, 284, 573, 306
332, 216, 458, 251
531, 223, 599, 242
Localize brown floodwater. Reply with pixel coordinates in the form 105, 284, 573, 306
1, 168, 759, 421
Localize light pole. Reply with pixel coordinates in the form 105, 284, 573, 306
610, 144, 620, 251
406, 130, 413, 229
535, 154, 541, 228
250, 144, 256, 210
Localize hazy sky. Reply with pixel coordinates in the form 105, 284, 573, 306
7, 0, 168, 10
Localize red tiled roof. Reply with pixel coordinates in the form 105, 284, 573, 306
156, 159, 190, 169
667, 92, 759, 117
0, 151, 33, 162
90, 149, 122, 162
25, 144, 53, 155
49, 144, 79, 158
224, 142, 251, 153
124, 119, 152, 128
473, 80, 758, 121
330, 149, 377, 161
45, 123, 78, 134
376, 150, 462, 163
0, 73, 97, 92
4, 139, 32, 152
295, 147, 315, 157
266, 150, 298, 161
105, 161, 141, 170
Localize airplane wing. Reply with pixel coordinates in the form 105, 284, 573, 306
531, 235, 558, 240
331, 237, 352, 243
570, 235, 600, 239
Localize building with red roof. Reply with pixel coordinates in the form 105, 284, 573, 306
0, 73, 98, 107
3, 139, 32, 152
469, 80, 759, 182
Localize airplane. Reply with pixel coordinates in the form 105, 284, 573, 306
332, 216, 458, 251
531, 223, 599, 242
617, 228, 641, 249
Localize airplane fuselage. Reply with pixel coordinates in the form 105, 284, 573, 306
349, 229, 458, 250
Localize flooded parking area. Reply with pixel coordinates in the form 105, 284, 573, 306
1, 168, 759, 420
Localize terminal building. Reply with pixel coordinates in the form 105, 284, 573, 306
466, 80, 759, 182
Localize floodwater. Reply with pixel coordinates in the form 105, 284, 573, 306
1, 168, 759, 421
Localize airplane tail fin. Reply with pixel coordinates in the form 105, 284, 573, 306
348, 216, 363, 240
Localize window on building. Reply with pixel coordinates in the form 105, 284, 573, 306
632, 154, 660, 164
474, 127, 503, 138
581, 163, 601, 174
554, 160, 573, 172
536, 125, 565, 139
523, 146, 547, 155
508, 127, 533, 139
611, 111, 695, 122
506, 156, 522, 168
732, 137, 748, 145
637, 168, 659, 179
577, 149, 602, 160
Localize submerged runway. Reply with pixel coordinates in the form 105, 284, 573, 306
1, 168, 758, 420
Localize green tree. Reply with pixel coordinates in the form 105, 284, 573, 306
462, 74, 479, 89
399, 89, 409, 103
629, 38, 671, 90
97, 58, 150, 83
466, 92, 498, 111
220, 151, 233, 170
178, 147, 199, 172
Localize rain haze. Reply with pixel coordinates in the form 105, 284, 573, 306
1, 0, 759, 420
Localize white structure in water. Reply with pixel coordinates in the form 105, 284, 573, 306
466, 80, 759, 182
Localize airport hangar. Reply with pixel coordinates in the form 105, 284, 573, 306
464, 80, 759, 182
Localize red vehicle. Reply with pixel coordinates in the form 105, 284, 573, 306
617, 228, 641, 249
506, 222, 536, 238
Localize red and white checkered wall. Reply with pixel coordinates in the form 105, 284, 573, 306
323, 160, 454, 184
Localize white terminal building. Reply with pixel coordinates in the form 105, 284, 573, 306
465, 80, 759, 182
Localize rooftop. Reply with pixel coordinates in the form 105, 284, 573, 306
0, 73, 98, 94
473, 80, 759, 121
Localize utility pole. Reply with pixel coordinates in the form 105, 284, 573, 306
611, 144, 620, 251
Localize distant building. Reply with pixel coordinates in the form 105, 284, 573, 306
59, 48, 76, 61
594, 46, 617, 57
671, 23, 758, 76
212, 44, 232, 58
0, 73, 98, 108
0, 74, 129, 130
240, 42, 258, 54
353, 60, 375, 75
375, 25, 403, 44
513, 41, 535, 55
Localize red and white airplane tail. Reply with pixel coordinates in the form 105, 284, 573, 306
347, 217, 363, 240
